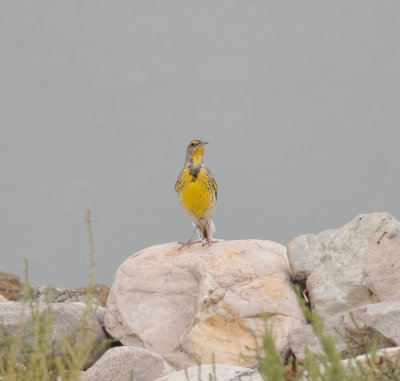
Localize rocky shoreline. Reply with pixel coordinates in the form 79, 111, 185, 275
1, 212, 400, 380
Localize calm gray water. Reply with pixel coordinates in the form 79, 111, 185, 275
1, 1, 399, 287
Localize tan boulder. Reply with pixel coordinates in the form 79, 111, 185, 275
105, 240, 305, 369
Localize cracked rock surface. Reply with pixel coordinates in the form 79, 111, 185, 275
105, 240, 305, 369
287, 212, 400, 316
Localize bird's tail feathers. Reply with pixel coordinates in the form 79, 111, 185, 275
195, 218, 216, 242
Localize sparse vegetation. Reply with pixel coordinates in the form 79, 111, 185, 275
253, 287, 400, 381
0, 271, 23, 301
0, 210, 105, 381
1, 212, 400, 381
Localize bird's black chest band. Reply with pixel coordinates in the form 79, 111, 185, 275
190, 167, 200, 181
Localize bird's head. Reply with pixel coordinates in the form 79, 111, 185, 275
185, 139, 208, 167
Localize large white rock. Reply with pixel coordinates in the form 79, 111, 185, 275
105, 240, 305, 369
288, 213, 400, 316
154, 364, 263, 381
80, 346, 173, 381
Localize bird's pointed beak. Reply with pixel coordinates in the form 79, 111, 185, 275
201, 141, 209, 146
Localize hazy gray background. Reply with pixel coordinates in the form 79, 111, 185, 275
1, 1, 399, 287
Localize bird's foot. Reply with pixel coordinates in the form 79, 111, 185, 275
177, 240, 202, 250
201, 239, 218, 247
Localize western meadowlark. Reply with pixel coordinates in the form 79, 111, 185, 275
175, 139, 217, 247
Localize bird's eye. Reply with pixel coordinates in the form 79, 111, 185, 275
191, 142, 196, 147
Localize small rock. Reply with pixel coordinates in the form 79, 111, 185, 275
105, 240, 305, 369
0, 302, 112, 369
80, 346, 173, 381
154, 364, 263, 381
17, 286, 103, 306
77, 285, 110, 306
288, 212, 400, 316
0, 294, 10, 302
289, 302, 400, 362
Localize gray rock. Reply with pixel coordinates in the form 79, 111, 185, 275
80, 346, 173, 381
154, 364, 263, 381
289, 302, 400, 362
17, 286, 102, 306
0, 302, 112, 369
288, 212, 400, 315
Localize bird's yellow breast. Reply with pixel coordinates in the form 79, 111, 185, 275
178, 168, 214, 217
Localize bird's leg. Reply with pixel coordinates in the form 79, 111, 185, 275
178, 226, 198, 250
201, 224, 217, 246
202, 238, 218, 247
